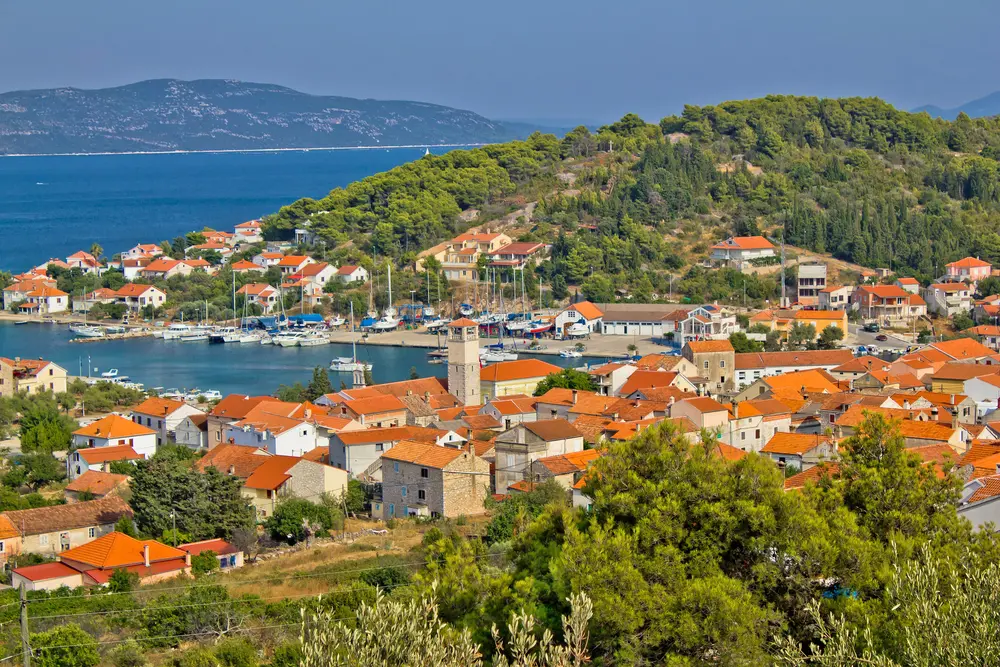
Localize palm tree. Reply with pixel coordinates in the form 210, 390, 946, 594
90, 243, 103, 260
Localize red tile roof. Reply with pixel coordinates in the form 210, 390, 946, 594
76, 445, 144, 464
381, 441, 468, 469
12, 562, 81, 582
65, 471, 129, 497
60, 532, 186, 569
947, 257, 991, 268
480, 359, 562, 382
686, 340, 735, 353
178, 538, 238, 556
762, 432, 832, 455
784, 463, 841, 490
562, 301, 603, 320
710, 236, 775, 250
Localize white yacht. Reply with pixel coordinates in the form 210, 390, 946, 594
209, 327, 240, 344
70, 324, 105, 338
330, 356, 373, 372
238, 331, 264, 344
560, 349, 583, 358
273, 331, 307, 347
298, 332, 330, 347
178, 329, 210, 342
424, 317, 448, 331
565, 323, 590, 338
329, 316, 346, 328
162, 323, 193, 340
372, 264, 400, 331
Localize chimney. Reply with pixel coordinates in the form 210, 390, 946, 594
952, 413, 960, 431
931, 406, 939, 419
571, 390, 578, 405
424, 391, 431, 400
407, 389, 413, 396
228, 465, 236, 475
304, 408, 312, 420
143, 544, 150, 567
184, 552, 192, 567
668, 396, 675, 407
903, 400, 910, 410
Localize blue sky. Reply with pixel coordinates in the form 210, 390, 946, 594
1, 0, 997, 122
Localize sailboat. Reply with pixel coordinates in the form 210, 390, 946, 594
373, 264, 400, 332
331, 303, 373, 372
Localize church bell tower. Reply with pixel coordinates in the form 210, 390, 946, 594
447, 318, 480, 406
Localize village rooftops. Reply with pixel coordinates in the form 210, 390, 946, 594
896, 277, 920, 285
763, 369, 841, 394
59, 531, 186, 570
209, 395, 274, 419
341, 395, 406, 416
533, 449, 601, 476
336, 264, 362, 275
448, 317, 480, 328
927, 338, 997, 361
230, 260, 261, 271
73, 414, 156, 439
858, 285, 911, 299
337, 377, 449, 401
929, 282, 971, 293
677, 396, 728, 414
277, 255, 311, 267
178, 538, 239, 556
243, 456, 300, 491
784, 462, 841, 490
480, 359, 562, 382
562, 301, 603, 320
196, 443, 271, 478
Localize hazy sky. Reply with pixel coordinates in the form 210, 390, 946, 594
1, 0, 997, 122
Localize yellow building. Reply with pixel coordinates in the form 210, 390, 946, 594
0, 357, 68, 397
480, 359, 564, 402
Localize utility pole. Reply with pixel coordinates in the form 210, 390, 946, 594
170, 509, 177, 546
780, 236, 786, 308
19, 584, 29, 667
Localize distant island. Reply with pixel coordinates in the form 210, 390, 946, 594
0, 79, 544, 155
912, 90, 1000, 120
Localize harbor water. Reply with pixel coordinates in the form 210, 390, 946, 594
0, 322, 599, 396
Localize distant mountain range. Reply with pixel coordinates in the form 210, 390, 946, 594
912, 91, 1000, 120
0, 79, 546, 155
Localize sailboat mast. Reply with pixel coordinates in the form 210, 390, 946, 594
387, 263, 393, 312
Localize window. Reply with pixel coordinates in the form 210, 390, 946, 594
418, 489, 426, 500
420, 468, 428, 478
375, 443, 384, 452
0, 541, 5, 553
719, 360, 726, 368
755, 429, 760, 439
703, 361, 709, 369
388, 503, 395, 517
39, 534, 49, 546
88, 527, 96, 538
740, 432, 745, 441
401, 487, 407, 498
393, 462, 399, 473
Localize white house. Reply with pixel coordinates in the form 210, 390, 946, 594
20, 287, 69, 315
223, 400, 321, 457
588, 362, 638, 396
555, 301, 603, 337
328, 426, 415, 479
335, 265, 369, 283
252, 252, 285, 268
719, 399, 792, 453
71, 414, 157, 458
175, 414, 209, 450
131, 397, 205, 447
923, 283, 973, 317
964, 374, 1000, 420
234, 220, 263, 243
709, 236, 776, 268
65, 251, 103, 275
115, 284, 167, 312
123, 244, 163, 261
66, 445, 145, 481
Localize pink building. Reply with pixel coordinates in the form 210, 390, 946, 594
945, 257, 991, 283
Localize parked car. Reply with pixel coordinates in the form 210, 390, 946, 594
863, 322, 880, 333
875, 334, 888, 341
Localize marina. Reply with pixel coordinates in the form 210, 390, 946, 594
0, 320, 606, 397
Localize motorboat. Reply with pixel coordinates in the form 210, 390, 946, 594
427, 349, 448, 359
101, 368, 119, 378
479, 351, 505, 363
372, 314, 399, 332
162, 323, 193, 340
459, 303, 474, 317
105, 325, 126, 334
424, 317, 448, 331
329, 356, 373, 372
422, 305, 436, 318
298, 332, 331, 347
70, 324, 105, 338
565, 323, 590, 338
239, 331, 264, 344
209, 327, 240, 344
560, 349, 584, 358
273, 331, 307, 347
329, 316, 346, 328
178, 330, 210, 342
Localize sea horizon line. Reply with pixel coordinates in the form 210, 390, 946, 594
0, 143, 486, 158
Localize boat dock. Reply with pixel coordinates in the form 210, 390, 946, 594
69, 329, 155, 344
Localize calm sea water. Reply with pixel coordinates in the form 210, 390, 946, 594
0, 149, 429, 272
0, 322, 593, 395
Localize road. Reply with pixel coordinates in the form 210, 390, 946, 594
847, 324, 911, 351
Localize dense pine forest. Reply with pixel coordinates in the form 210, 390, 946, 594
266, 96, 1000, 304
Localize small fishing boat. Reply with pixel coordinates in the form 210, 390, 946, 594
527, 321, 553, 335
423, 317, 448, 331
330, 356, 373, 372
559, 349, 583, 358
273, 331, 307, 347
329, 316, 346, 328
459, 303, 474, 317
239, 331, 264, 344
101, 368, 120, 379
105, 325, 126, 334
13, 320, 29, 326
178, 329, 210, 342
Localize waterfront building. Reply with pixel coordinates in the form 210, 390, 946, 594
19, 286, 69, 315
554, 301, 603, 337
487, 242, 548, 271
122, 244, 163, 261
115, 284, 167, 312
236, 283, 280, 313
206, 395, 273, 448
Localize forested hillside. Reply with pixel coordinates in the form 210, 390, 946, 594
266, 96, 1000, 305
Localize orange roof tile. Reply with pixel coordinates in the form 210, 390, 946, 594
784, 463, 841, 490
449, 317, 479, 327
76, 445, 144, 464
244, 456, 299, 490
60, 532, 186, 569
65, 471, 129, 496
968, 476, 1000, 503
381, 440, 468, 469
276, 255, 311, 267
209, 395, 273, 419
534, 449, 601, 476
480, 359, 562, 382
618, 370, 679, 397
677, 396, 728, 414
132, 397, 189, 417
73, 414, 156, 439
563, 301, 603, 320
763, 369, 840, 394
762, 432, 832, 455
341, 394, 406, 416
12, 562, 81, 582
929, 338, 996, 361
196, 443, 270, 477
686, 340, 735, 353
710, 236, 774, 250
947, 257, 991, 268
713, 443, 748, 462
793, 310, 845, 320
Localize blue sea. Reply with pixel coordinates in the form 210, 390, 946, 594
0, 149, 429, 272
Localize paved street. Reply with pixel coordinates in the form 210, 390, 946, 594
847, 324, 912, 351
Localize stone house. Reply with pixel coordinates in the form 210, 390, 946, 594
175, 414, 210, 449
64, 471, 129, 502
380, 441, 490, 519
761, 432, 837, 472
682, 340, 735, 394
527, 449, 601, 489
493, 420, 585, 494
0, 496, 132, 563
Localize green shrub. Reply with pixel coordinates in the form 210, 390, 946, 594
191, 551, 219, 576
215, 638, 259, 667
268, 643, 303, 667
111, 639, 147, 667
31, 624, 100, 667
176, 649, 219, 667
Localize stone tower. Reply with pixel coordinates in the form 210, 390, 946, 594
447, 318, 480, 406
